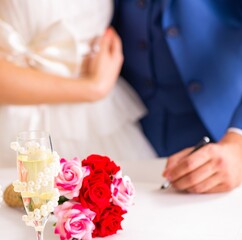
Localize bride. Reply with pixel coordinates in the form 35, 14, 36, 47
0, 0, 157, 167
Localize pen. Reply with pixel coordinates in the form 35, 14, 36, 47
160, 136, 210, 190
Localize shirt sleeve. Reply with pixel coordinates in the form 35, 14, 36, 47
228, 128, 242, 136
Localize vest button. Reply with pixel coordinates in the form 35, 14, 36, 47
136, 0, 146, 8
165, 26, 180, 37
188, 80, 202, 93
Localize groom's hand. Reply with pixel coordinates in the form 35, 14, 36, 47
163, 132, 242, 193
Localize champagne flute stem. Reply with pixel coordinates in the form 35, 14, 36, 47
36, 230, 44, 240
34, 218, 47, 240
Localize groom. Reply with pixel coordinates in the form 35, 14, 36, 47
113, 0, 242, 193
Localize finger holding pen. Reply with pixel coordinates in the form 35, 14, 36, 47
162, 137, 211, 191
162, 147, 193, 177
161, 148, 193, 189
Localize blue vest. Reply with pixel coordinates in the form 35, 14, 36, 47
114, 0, 242, 156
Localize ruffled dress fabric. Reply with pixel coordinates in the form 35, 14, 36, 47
0, 0, 157, 167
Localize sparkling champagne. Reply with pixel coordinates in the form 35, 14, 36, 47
12, 131, 60, 240
17, 152, 54, 213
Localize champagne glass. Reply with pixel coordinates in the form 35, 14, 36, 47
12, 131, 60, 240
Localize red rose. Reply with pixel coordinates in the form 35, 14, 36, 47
87, 169, 112, 186
54, 154, 134, 240
77, 172, 112, 216
92, 204, 126, 237
82, 154, 120, 176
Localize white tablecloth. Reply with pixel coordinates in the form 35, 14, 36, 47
1, 159, 242, 240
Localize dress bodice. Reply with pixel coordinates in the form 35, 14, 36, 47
0, 0, 112, 41
0, 0, 113, 77
0, 0, 157, 168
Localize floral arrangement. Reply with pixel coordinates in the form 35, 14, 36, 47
54, 154, 135, 240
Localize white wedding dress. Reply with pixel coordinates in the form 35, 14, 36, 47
0, 0, 157, 167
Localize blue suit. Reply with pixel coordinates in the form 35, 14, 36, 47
113, 0, 242, 156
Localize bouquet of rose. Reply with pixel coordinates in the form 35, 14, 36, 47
54, 154, 135, 240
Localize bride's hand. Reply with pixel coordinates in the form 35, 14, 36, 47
89, 28, 123, 100
0, 28, 123, 104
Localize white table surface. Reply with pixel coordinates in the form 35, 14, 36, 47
1, 159, 242, 240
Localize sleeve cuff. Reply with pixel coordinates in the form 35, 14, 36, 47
227, 127, 242, 136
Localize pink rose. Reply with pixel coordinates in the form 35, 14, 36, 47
55, 158, 90, 199
54, 201, 96, 240
111, 171, 135, 211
